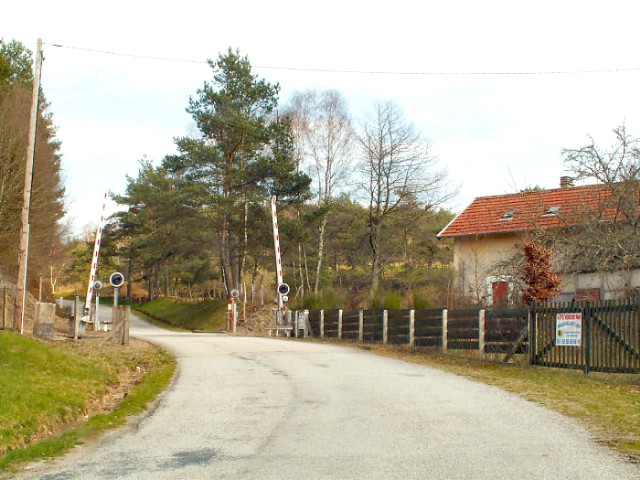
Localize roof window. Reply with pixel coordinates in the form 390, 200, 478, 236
499, 210, 516, 220
542, 206, 560, 217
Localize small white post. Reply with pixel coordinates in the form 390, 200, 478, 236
442, 309, 448, 352
383, 310, 389, 345
409, 309, 415, 347
320, 310, 325, 338
478, 309, 486, 357
338, 309, 343, 339
358, 309, 364, 342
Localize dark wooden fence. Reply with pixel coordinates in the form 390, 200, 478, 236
531, 299, 640, 374
294, 297, 639, 374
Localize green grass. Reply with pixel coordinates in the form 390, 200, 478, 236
133, 298, 227, 331
369, 345, 640, 462
0, 331, 176, 473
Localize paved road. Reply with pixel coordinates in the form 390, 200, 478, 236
21, 313, 639, 479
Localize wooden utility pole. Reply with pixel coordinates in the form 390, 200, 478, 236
14, 38, 43, 332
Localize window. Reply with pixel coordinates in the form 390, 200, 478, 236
499, 210, 516, 220
542, 206, 560, 217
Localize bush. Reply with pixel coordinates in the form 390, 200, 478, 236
294, 287, 346, 310
369, 290, 403, 309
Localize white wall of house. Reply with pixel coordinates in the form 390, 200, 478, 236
453, 233, 640, 304
453, 233, 521, 304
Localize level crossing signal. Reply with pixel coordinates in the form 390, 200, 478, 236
110, 272, 125, 288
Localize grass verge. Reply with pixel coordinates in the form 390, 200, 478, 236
0, 331, 176, 474
133, 298, 227, 332
367, 344, 640, 463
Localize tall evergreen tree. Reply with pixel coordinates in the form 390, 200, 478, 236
170, 49, 309, 294
0, 39, 65, 299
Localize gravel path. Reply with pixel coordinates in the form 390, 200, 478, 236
20, 313, 640, 479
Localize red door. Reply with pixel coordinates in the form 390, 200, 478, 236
492, 281, 509, 305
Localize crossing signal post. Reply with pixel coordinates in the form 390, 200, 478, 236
93, 280, 102, 330
110, 272, 125, 307
229, 289, 240, 332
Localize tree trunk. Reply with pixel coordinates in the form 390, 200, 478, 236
369, 221, 382, 298
240, 194, 248, 282
314, 213, 328, 294
297, 243, 305, 299
126, 254, 133, 302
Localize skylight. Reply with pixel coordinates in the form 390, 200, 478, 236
499, 210, 516, 220
542, 206, 560, 217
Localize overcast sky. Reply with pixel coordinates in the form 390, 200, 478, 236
3, 0, 640, 235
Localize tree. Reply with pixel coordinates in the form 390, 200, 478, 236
358, 101, 453, 297
0, 39, 65, 312
170, 49, 309, 294
285, 89, 354, 294
522, 241, 561, 303
557, 125, 640, 275
110, 159, 214, 300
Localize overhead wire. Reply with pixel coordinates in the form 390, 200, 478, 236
45, 42, 640, 76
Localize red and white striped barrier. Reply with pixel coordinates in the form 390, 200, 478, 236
271, 196, 284, 309
84, 192, 107, 319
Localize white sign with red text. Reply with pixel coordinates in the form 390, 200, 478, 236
555, 312, 582, 347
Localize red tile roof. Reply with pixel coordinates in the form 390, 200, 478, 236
438, 183, 622, 238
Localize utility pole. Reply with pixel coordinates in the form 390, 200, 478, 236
15, 38, 43, 333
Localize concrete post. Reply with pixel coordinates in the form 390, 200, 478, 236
383, 310, 388, 345
442, 309, 448, 352
320, 310, 325, 338
478, 309, 486, 356
338, 309, 343, 339
358, 309, 364, 342
409, 309, 415, 347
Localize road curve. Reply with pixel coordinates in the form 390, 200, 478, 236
21, 313, 639, 479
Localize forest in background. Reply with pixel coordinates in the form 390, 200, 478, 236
4, 38, 635, 316
0, 39, 457, 314
60, 49, 457, 310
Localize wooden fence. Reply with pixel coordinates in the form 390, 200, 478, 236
303, 307, 529, 356
531, 299, 640, 374
296, 297, 639, 374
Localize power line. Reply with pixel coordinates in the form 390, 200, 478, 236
45, 42, 640, 76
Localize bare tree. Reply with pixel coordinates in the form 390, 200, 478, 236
286, 89, 354, 294
555, 125, 640, 275
359, 101, 453, 297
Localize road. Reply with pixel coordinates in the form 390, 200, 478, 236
20, 312, 639, 479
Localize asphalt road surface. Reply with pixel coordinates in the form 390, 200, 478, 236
20, 313, 639, 479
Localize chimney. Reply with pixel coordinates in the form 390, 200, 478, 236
560, 176, 574, 189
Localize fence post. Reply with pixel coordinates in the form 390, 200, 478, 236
320, 310, 325, 338
409, 309, 415, 347
338, 309, 343, 339
2, 286, 6, 329
358, 309, 364, 342
123, 306, 130, 345
74, 295, 80, 341
383, 310, 388, 345
478, 309, 485, 357
442, 309, 448, 352
529, 301, 536, 365
584, 303, 590, 375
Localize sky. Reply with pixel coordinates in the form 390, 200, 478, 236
3, 0, 640, 235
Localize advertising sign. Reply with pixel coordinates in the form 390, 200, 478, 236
556, 312, 582, 346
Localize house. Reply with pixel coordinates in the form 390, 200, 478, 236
437, 177, 640, 305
